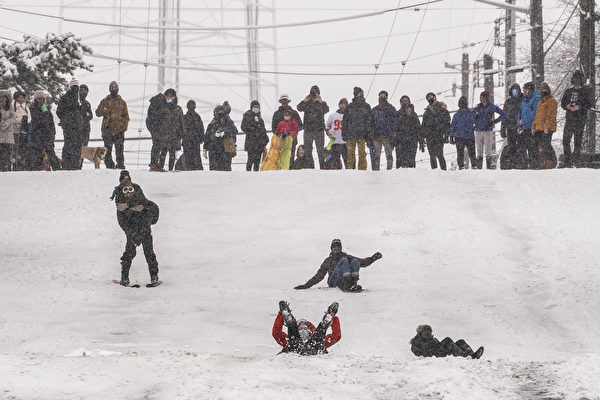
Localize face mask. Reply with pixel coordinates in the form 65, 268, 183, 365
110, 90, 118, 97
41, 103, 48, 112
511, 88, 520, 98
541, 91, 550, 97
252, 107, 260, 114
166, 98, 174, 104
571, 79, 583, 87
379, 97, 388, 104
284, 116, 291, 121
427, 98, 435, 105
299, 329, 311, 341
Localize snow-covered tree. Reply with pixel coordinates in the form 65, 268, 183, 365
0, 33, 93, 102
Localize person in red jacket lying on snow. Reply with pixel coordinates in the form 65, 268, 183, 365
272, 300, 341, 355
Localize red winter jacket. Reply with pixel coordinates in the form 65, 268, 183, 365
276, 119, 299, 139
272, 312, 341, 349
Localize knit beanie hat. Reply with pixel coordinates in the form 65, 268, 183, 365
331, 238, 342, 250
69, 79, 80, 87
119, 170, 131, 182
353, 87, 363, 97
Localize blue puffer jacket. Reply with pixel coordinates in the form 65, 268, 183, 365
473, 103, 505, 131
450, 109, 475, 139
371, 102, 397, 139
518, 92, 541, 130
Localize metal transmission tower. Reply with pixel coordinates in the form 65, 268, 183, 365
246, 0, 260, 101
158, 0, 180, 93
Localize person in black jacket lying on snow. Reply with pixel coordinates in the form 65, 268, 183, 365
410, 324, 484, 359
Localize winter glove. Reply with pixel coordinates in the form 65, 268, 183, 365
443, 135, 449, 144
371, 252, 383, 261
116, 203, 128, 212
449, 136, 455, 145
203, 149, 209, 159
130, 205, 144, 212
294, 284, 309, 290
419, 144, 425, 153
500, 129, 506, 139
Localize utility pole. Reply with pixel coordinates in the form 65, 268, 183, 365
580, 0, 596, 152
158, 0, 167, 92
530, 0, 544, 89
504, 0, 517, 97
462, 53, 470, 101
483, 54, 497, 152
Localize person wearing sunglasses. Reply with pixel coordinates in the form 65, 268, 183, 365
272, 300, 340, 355
110, 170, 159, 286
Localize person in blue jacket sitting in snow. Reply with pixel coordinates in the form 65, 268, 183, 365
450, 96, 476, 170
517, 82, 541, 169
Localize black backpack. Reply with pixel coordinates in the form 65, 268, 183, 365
143, 201, 160, 225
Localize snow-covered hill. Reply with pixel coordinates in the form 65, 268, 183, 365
1, 169, 599, 399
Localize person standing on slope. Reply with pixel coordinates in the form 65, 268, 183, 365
273, 300, 341, 355
294, 239, 382, 292
111, 170, 160, 286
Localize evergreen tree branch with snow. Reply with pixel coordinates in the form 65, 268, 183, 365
0, 33, 93, 102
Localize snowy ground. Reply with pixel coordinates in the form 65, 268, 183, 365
1, 169, 600, 400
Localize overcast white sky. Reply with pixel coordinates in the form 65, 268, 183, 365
0, 0, 568, 131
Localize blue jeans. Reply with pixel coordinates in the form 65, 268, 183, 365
328, 257, 360, 288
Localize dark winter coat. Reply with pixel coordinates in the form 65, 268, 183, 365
183, 110, 205, 148
518, 92, 541, 130
271, 105, 302, 133
450, 109, 475, 140
500, 83, 523, 138
291, 152, 312, 170
421, 103, 450, 143
112, 183, 153, 243
96, 94, 130, 137
80, 98, 93, 137
241, 110, 268, 152
146, 94, 185, 147
56, 86, 83, 131
301, 251, 376, 288
561, 86, 593, 129
146, 94, 169, 139
28, 101, 56, 149
394, 107, 422, 145
472, 102, 505, 132
372, 102, 397, 140
341, 96, 373, 141
205, 117, 238, 153
296, 99, 329, 132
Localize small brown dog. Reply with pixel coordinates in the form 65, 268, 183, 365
80, 146, 108, 169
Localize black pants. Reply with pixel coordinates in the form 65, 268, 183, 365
209, 150, 232, 171
12, 132, 29, 171
304, 130, 324, 168
533, 131, 555, 168
281, 312, 330, 356
160, 144, 178, 171
330, 143, 347, 169
121, 233, 158, 278
246, 149, 263, 171
0, 143, 13, 171
82, 128, 90, 146
183, 140, 203, 170
28, 147, 60, 171
563, 125, 584, 167
519, 129, 539, 169
455, 138, 476, 169
427, 140, 446, 170
395, 140, 417, 168
103, 132, 125, 169
439, 337, 475, 358
62, 127, 82, 170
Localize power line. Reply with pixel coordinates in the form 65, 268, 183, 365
366, 0, 402, 97
0, 1, 442, 32
390, 0, 431, 98
91, 53, 461, 76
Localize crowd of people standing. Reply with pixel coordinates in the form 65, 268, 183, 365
0, 70, 592, 172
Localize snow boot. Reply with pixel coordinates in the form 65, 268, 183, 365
279, 300, 296, 326
341, 274, 353, 291
119, 271, 130, 286
486, 156, 495, 170
322, 302, 339, 325
472, 346, 484, 359
475, 157, 483, 169
150, 274, 159, 285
